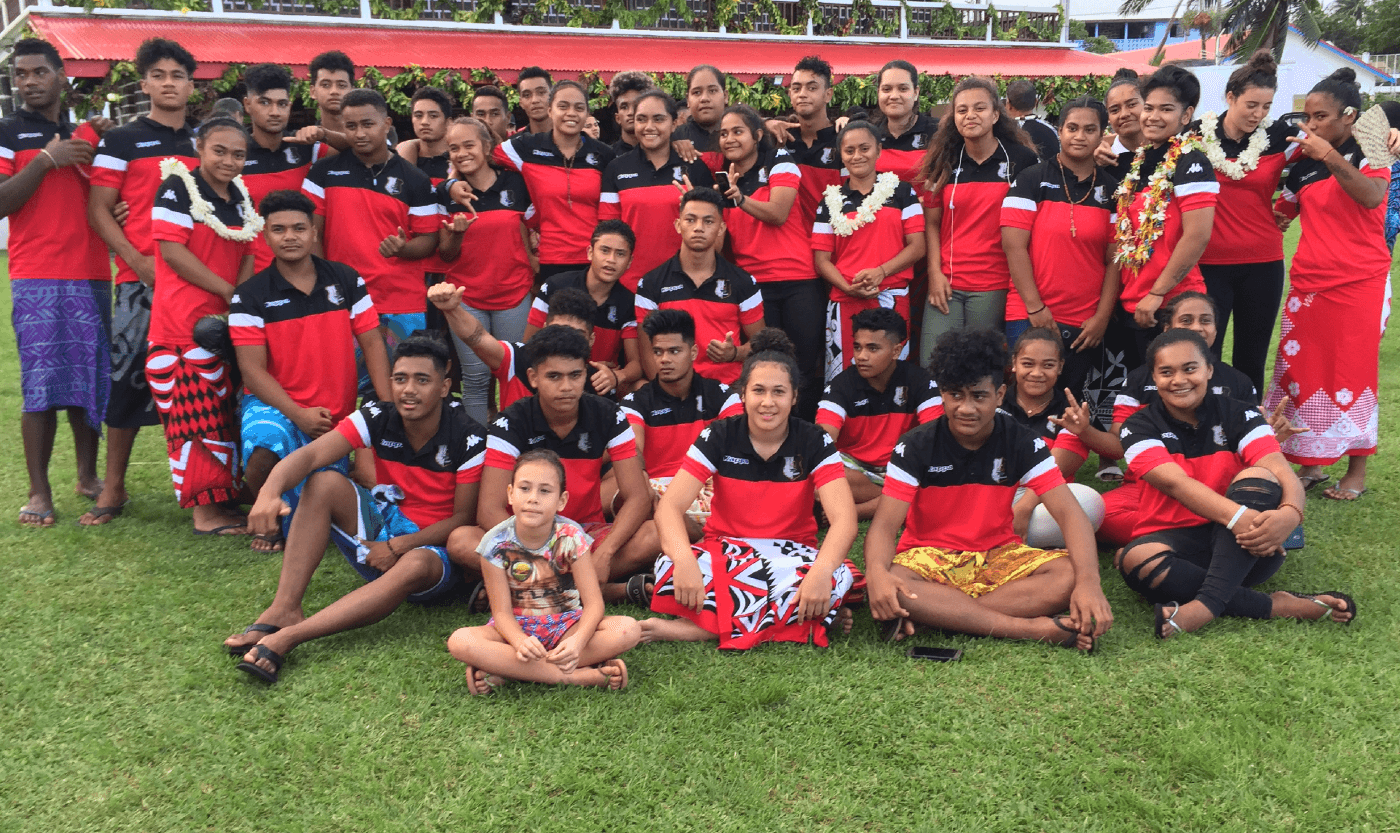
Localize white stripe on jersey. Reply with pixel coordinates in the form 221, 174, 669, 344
500, 139, 524, 171
1174, 180, 1220, 198
302, 178, 325, 198
228, 312, 264, 329
93, 152, 127, 172
151, 206, 193, 229
1002, 195, 1038, 213
486, 434, 521, 459
347, 411, 373, 448
685, 444, 716, 476
1123, 437, 1165, 466
1018, 456, 1058, 486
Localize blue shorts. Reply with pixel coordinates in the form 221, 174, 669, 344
240, 392, 349, 495
327, 480, 456, 603
357, 312, 426, 399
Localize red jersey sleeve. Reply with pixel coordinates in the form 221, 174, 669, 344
526, 281, 553, 329
1001, 167, 1039, 231
897, 184, 923, 235
598, 164, 621, 221
916, 378, 943, 423
301, 165, 327, 215
810, 432, 844, 489
485, 410, 525, 471
1235, 407, 1281, 466
406, 175, 441, 236
736, 273, 764, 327
1055, 427, 1090, 462
348, 271, 380, 335
810, 191, 836, 253
679, 423, 722, 482
1173, 149, 1220, 212
494, 139, 521, 172
90, 134, 127, 191
881, 438, 920, 504
150, 174, 194, 245
456, 435, 487, 485
768, 156, 801, 190
604, 404, 639, 462
1121, 417, 1173, 479
335, 407, 374, 450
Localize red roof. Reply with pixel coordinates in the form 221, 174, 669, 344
33, 12, 1152, 82
1114, 35, 1234, 65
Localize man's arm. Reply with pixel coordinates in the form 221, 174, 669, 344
89, 184, 153, 284
1039, 483, 1112, 637
357, 328, 392, 402
478, 464, 513, 530
0, 136, 94, 218
428, 283, 505, 370
592, 454, 649, 567
235, 344, 335, 438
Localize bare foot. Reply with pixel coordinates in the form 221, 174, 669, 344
465, 665, 502, 695
76, 478, 103, 501
1157, 600, 1214, 639
250, 533, 285, 553
1047, 615, 1095, 651
194, 505, 250, 536
831, 606, 854, 636
591, 659, 628, 691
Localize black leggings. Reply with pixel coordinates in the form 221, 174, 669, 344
1201, 260, 1285, 394
759, 279, 827, 423
1120, 478, 1285, 619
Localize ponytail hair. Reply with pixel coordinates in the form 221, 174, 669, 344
737, 328, 800, 398
1225, 49, 1278, 97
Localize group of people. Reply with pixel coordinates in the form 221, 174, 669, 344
6, 36, 1383, 692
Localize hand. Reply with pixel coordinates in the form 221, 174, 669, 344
247, 494, 290, 538
765, 118, 793, 146
443, 206, 476, 234
288, 125, 327, 145
866, 569, 914, 623
133, 253, 156, 287
379, 226, 408, 258
673, 558, 706, 613
1272, 208, 1293, 232
834, 116, 850, 132
1235, 507, 1294, 556
1134, 292, 1164, 329
40, 135, 94, 168
794, 565, 834, 622
851, 267, 884, 293
722, 164, 744, 205
447, 180, 476, 207
294, 406, 335, 438
671, 139, 699, 164
927, 271, 951, 315
427, 281, 465, 311
545, 634, 583, 673
706, 331, 739, 363
112, 200, 131, 228
1266, 395, 1309, 444
672, 173, 695, 199
1093, 134, 1119, 167
1048, 389, 1094, 437
1067, 584, 1114, 637
1072, 315, 1108, 351
589, 361, 618, 395
1011, 491, 1035, 539
1028, 305, 1056, 332
363, 539, 398, 572
1388, 127, 1400, 156
1286, 127, 1337, 162
512, 634, 549, 662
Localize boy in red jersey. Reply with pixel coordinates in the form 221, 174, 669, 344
865, 328, 1112, 651
816, 308, 940, 520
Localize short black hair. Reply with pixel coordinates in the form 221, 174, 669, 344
391, 330, 451, 375
243, 63, 292, 96
514, 448, 566, 490
1058, 96, 1108, 131
136, 38, 196, 78
525, 324, 591, 369
632, 90, 678, 120
609, 70, 655, 101
793, 55, 833, 87
411, 86, 453, 117
209, 98, 244, 118
545, 287, 597, 329
680, 186, 725, 214
642, 308, 696, 344
309, 50, 354, 85
196, 115, 249, 147
1012, 326, 1064, 361
927, 327, 1007, 392
591, 219, 635, 251
518, 66, 552, 87
1006, 79, 1037, 112
341, 88, 388, 116
851, 307, 907, 343
471, 85, 509, 109
1141, 65, 1201, 110
1145, 327, 1212, 371
259, 189, 316, 220
12, 39, 63, 73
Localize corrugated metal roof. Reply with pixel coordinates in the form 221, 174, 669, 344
32, 13, 1151, 81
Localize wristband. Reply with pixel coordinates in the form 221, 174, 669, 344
444, 177, 460, 191
1027, 304, 1047, 316
1225, 505, 1248, 531
38, 148, 58, 168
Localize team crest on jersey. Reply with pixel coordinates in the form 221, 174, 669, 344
991, 457, 1005, 483
820, 147, 834, 164
997, 161, 1009, 180
672, 166, 684, 181
782, 456, 802, 480
892, 386, 907, 406
577, 432, 591, 453
758, 167, 769, 184
1212, 425, 1226, 446
1093, 185, 1106, 202
585, 153, 599, 166
435, 445, 450, 467
326, 285, 344, 305
500, 190, 515, 208
911, 134, 925, 149
383, 176, 402, 195
607, 305, 618, 323
284, 147, 298, 165
714, 279, 730, 299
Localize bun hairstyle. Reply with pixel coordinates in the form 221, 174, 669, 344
737, 327, 801, 396
1310, 67, 1362, 116
1225, 49, 1279, 97
1141, 64, 1202, 109
1107, 67, 1141, 97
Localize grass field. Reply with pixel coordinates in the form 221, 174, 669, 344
2, 239, 1399, 833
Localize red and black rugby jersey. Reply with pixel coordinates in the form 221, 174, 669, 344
491, 340, 534, 411
335, 398, 487, 530
302, 151, 439, 315
493, 132, 615, 265
1104, 135, 1136, 181
485, 393, 639, 525
883, 412, 1064, 553
681, 415, 843, 548
149, 170, 253, 347
816, 360, 941, 467
1196, 118, 1298, 265
439, 170, 537, 311
527, 269, 637, 367
1001, 383, 1071, 447
784, 124, 844, 235
598, 148, 714, 290
875, 114, 938, 186
621, 372, 742, 479
91, 116, 197, 284
723, 148, 811, 284
1000, 160, 1119, 325
1118, 143, 1218, 313
411, 151, 453, 274
0, 111, 109, 282
1276, 138, 1391, 292
229, 255, 379, 422
932, 141, 1039, 293
1122, 392, 1279, 537
812, 179, 923, 300
242, 138, 330, 272
634, 254, 765, 385
1019, 116, 1060, 161
673, 120, 723, 173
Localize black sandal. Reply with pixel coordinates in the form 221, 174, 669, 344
465, 580, 490, 615
1288, 591, 1357, 625
226, 623, 281, 657
624, 573, 654, 607
235, 644, 285, 684
1052, 616, 1096, 653
880, 616, 908, 643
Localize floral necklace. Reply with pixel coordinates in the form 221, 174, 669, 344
824, 171, 900, 236
1198, 112, 1270, 180
1113, 135, 1199, 269
159, 157, 264, 243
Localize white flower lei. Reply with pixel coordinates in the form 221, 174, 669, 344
824, 172, 900, 237
159, 157, 264, 242
1198, 112, 1270, 180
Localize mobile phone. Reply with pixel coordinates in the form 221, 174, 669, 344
906, 646, 963, 662
714, 171, 739, 206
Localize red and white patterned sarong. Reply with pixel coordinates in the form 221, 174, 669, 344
146, 344, 241, 508
1263, 277, 1392, 466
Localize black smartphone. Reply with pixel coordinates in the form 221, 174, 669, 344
907, 646, 963, 662
714, 171, 739, 207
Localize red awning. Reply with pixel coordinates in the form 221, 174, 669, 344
32, 12, 1152, 82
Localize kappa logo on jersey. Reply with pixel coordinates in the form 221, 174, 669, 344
991, 457, 1005, 483
782, 456, 802, 480
577, 433, 591, 453
650, 407, 672, 417
615, 409, 627, 424
494, 416, 510, 429
16, 132, 43, 140
1033, 437, 1047, 452
435, 445, 450, 467
700, 427, 712, 440
265, 298, 291, 308
929, 464, 954, 473
162, 189, 178, 200
383, 176, 402, 195
1162, 431, 1179, 440
1187, 163, 1203, 174
894, 442, 905, 456
893, 386, 907, 406
854, 398, 870, 408
1212, 425, 1226, 446
714, 279, 730, 299
466, 434, 481, 448
661, 283, 684, 293
532, 149, 554, 158
380, 439, 403, 449
284, 147, 298, 165
820, 148, 834, 164
326, 285, 344, 305
136, 140, 161, 148
328, 169, 350, 176
617, 172, 639, 180
1043, 182, 1062, 190
500, 190, 515, 208
722, 455, 748, 465
366, 402, 382, 416
1245, 410, 1260, 421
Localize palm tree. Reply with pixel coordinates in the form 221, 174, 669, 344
1216, 0, 1324, 60
1117, 0, 1222, 66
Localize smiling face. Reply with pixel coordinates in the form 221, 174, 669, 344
390, 355, 450, 424
686, 69, 726, 130
508, 458, 568, 534
1012, 339, 1063, 400
788, 69, 832, 120
528, 355, 588, 417
550, 86, 588, 140
718, 112, 760, 163
446, 121, 490, 177
633, 95, 675, 152
412, 99, 448, 144
141, 58, 194, 115
840, 126, 880, 180
942, 376, 1004, 447
1224, 84, 1274, 137
651, 332, 697, 384
264, 208, 317, 264
244, 86, 291, 136
587, 232, 633, 285
1167, 297, 1217, 346
1106, 84, 1144, 141
1151, 340, 1214, 420
952, 87, 998, 141
1141, 87, 1193, 146
311, 69, 351, 117
13, 54, 63, 113
743, 361, 795, 433
878, 67, 917, 123
197, 125, 248, 188
1058, 107, 1102, 164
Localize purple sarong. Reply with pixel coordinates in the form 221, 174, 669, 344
11, 278, 110, 429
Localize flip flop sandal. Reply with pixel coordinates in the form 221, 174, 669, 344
880, 616, 908, 643
235, 644, 285, 684
596, 659, 628, 691
464, 665, 500, 695
194, 524, 248, 536
1096, 465, 1125, 483
1154, 602, 1185, 641
1289, 591, 1357, 625
1298, 474, 1330, 492
1052, 616, 1096, 653
250, 533, 285, 553
80, 502, 127, 526
227, 623, 282, 657
465, 580, 490, 615
624, 573, 654, 607
1321, 487, 1367, 501
19, 508, 56, 527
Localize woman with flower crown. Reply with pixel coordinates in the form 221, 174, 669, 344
1191, 50, 1301, 395
1112, 65, 1218, 367
146, 116, 261, 535
813, 121, 925, 380
1266, 69, 1392, 502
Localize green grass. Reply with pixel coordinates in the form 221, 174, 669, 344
3, 241, 1400, 833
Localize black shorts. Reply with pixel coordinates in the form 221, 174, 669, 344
105, 281, 160, 429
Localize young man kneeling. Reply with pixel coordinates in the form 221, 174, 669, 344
864, 328, 1113, 651
224, 333, 487, 683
